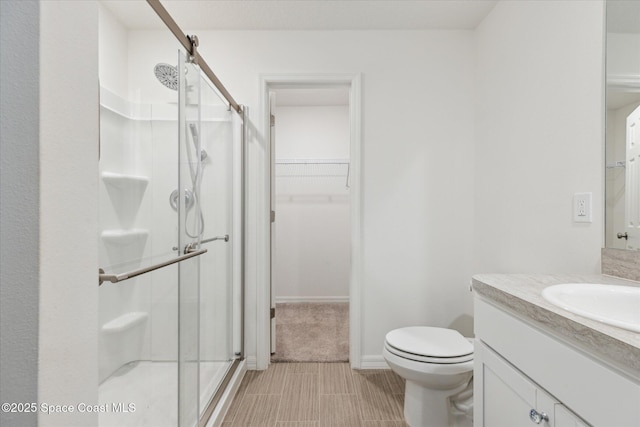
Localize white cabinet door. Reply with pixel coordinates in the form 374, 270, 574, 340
476, 341, 590, 427
481, 342, 537, 426
554, 404, 589, 427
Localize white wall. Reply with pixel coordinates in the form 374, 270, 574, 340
274, 105, 351, 301
160, 29, 478, 363
1, 2, 100, 425
0, 2, 40, 426
38, 1, 100, 425
607, 33, 640, 79
98, 3, 128, 99
474, 0, 604, 274
0, 10, 609, 425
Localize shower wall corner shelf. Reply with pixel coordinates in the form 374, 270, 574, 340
102, 312, 149, 334
102, 171, 150, 191
101, 229, 149, 246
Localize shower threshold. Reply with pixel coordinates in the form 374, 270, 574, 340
98, 360, 230, 427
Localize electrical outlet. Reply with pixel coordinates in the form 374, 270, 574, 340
573, 193, 592, 223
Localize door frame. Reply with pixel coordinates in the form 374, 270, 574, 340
257, 73, 362, 370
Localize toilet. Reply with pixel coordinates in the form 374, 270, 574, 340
382, 326, 474, 427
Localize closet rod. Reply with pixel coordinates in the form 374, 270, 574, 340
146, 0, 242, 114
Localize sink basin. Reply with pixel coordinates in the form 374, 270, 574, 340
542, 283, 640, 333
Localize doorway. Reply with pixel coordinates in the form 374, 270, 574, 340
270, 87, 351, 362
258, 74, 362, 369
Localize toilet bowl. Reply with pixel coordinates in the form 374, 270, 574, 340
382, 326, 473, 427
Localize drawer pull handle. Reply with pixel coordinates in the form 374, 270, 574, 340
529, 409, 549, 424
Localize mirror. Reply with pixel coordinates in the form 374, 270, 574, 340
605, 0, 640, 250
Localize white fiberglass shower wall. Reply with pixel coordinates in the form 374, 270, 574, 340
97, 3, 243, 426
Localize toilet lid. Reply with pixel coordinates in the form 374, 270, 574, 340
385, 327, 473, 359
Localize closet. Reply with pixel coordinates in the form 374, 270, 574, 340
271, 88, 351, 362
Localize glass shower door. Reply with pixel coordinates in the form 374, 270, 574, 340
197, 71, 237, 418
177, 51, 240, 426
98, 2, 242, 422
177, 52, 202, 427
98, 52, 182, 427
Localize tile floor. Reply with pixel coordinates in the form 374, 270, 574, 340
222, 362, 409, 426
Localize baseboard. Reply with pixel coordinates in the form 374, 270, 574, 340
275, 296, 349, 304
360, 355, 390, 370
245, 355, 257, 370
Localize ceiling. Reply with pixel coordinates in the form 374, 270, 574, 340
102, 0, 498, 31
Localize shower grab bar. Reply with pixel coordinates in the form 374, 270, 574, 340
98, 249, 207, 286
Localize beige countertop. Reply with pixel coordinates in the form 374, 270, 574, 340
472, 273, 640, 377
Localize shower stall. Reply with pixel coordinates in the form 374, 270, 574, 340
97, 1, 244, 425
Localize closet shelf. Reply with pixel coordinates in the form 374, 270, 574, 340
101, 229, 149, 246
275, 159, 350, 178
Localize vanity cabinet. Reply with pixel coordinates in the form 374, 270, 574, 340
474, 297, 640, 427
477, 340, 587, 426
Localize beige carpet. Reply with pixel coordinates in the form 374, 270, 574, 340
271, 302, 349, 363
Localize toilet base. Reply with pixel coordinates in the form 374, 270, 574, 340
404, 379, 471, 427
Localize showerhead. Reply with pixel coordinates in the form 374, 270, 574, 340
154, 63, 178, 90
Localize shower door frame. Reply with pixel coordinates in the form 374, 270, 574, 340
257, 73, 363, 370
195, 93, 247, 427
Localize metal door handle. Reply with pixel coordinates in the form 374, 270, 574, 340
529, 409, 548, 424
617, 232, 629, 240
201, 234, 229, 244
99, 249, 207, 285
184, 235, 229, 254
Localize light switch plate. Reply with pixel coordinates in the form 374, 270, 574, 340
573, 192, 592, 223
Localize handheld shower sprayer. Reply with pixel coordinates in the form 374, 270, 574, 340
188, 123, 208, 161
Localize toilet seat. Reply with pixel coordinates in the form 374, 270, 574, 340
384, 327, 473, 364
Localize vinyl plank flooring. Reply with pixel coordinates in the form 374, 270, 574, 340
352, 372, 404, 421
244, 362, 288, 395
231, 394, 281, 426
277, 373, 319, 422
319, 394, 362, 427
362, 421, 410, 427
223, 363, 407, 426
319, 363, 355, 395
383, 371, 405, 395
287, 362, 319, 374
355, 371, 395, 395
275, 422, 319, 427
